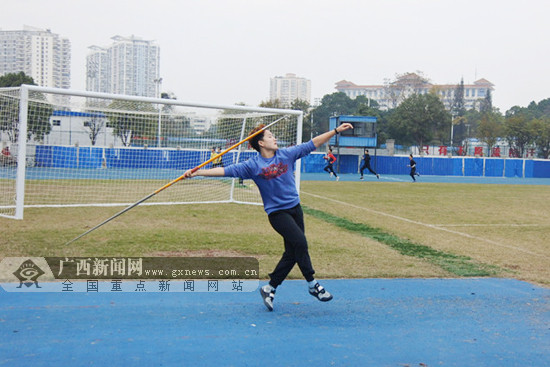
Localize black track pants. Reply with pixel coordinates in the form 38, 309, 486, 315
267, 204, 315, 287
324, 164, 337, 177
360, 163, 377, 176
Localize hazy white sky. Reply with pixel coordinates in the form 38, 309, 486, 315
3, 0, 549, 112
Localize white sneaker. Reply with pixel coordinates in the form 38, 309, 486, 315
260, 285, 275, 311
329, 172, 333, 177
336, 176, 340, 181
309, 283, 333, 302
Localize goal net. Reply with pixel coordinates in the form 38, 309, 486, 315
0, 85, 303, 219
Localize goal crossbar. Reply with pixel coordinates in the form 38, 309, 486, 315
20, 85, 303, 116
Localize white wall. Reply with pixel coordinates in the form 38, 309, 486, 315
45, 115, 122, 147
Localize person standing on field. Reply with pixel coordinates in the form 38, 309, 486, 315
184, 123, 354, 311
359, 149, 379, 180
323, 148, 339, 181
211, 147, 223, 168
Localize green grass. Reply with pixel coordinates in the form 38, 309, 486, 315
302, 205, 501, 277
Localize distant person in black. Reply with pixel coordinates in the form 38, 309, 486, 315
359, 149, 379, 180
408, 154, 420, 182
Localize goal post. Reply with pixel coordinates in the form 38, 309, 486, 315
0, 85, 303, 219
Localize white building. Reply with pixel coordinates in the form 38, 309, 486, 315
270, 73, 311, 105
335, 73, 494, 111
46, 111, 122, 147
86, 35, 160, 98
190, 116, 211, 135
0, 26, 71, 90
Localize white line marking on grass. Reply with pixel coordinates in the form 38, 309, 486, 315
380, 176, 409, 182
302, 191, 549, 259
432, 224, 543, 227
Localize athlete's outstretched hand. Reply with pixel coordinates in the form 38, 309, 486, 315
336, 122, 353, 133
313, 123, 354, 148
183, 169, 195, 179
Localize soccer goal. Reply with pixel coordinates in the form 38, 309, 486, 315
0, 85, 303, 219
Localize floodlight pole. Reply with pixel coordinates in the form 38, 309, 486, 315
310, 108, 313, 141
154, 77, 163, 148
450, 111, 455, 156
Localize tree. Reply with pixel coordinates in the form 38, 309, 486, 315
258, 99, 286, 109
0, 94, 20, 142
354, 98, 390, 143
84, 115, 105, 146
289, 99, 310, 114
388, 93, 450, 147
530, 117, 550, 159
310, 93, 359, 136
353, 95, 381, 116
288, 99, 311, 142
27, 92, 54, 142
506, 98, 550, 120
536, 98, 550, 118
504, 98, 550, 158
456, 109, 483, 150
0, 72, 34, 87
477, 111, 503, 156
0, 72, 52, 143
504, 113, 534, 157
451, 78, 466, 118
308, 92, 388, 142
105, 100, 158, 146
479, 89, 493, 114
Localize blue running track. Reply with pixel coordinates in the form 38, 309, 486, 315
1, 278, 549, 366
303, 172, 550, 185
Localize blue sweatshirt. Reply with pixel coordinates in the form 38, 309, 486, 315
224, 140, 316, 214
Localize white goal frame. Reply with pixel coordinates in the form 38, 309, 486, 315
1, 85, 303, 219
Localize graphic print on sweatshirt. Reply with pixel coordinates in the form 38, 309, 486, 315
260, 162, 288, 180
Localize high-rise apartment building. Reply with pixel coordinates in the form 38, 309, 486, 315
86, 35, 160, 98
0, 26, 71, 89
86, 46, 110, 95
270, 73, 311, 105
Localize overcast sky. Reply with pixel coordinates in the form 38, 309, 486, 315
3, 0, 549, 112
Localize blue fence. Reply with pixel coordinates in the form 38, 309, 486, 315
302, 152, 550, 178
33, 146, 550, 178
34, 146, 257, 171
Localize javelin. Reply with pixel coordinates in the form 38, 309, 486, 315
65, 116, 288, 245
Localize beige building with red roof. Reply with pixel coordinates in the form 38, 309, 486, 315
335, 73, 494, 111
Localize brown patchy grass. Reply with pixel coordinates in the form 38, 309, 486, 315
300, 181, 550, 286
1, 180, 549, 286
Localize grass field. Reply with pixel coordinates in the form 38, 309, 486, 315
1, 180, 549, 287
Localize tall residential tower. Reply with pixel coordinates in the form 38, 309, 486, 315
86, 35, 160, 98
270, 73, 311, 105
0, 26, 71, 89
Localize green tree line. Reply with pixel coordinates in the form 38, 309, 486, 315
304, 87, 550, 159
